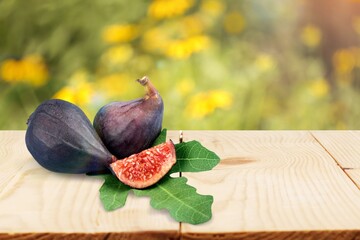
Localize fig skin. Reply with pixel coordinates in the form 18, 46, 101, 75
26, 99, 116, 174
93, 76, 164, 159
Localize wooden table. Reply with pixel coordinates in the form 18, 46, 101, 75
1, 131, 360, 239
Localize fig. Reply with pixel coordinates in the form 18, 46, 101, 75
110, 140, 176, 189
93, 76, 164, 159
25, 99, 116, 174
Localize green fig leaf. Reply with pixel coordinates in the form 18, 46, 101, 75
152, 128, 167, 146
99, 174, 131, 211
170, 140, 220, 173
97, 132, 219, 225
133, 176, 213, 225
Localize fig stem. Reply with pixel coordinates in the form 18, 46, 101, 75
178, 132, 183, 178
136, 76, 159, 98
179, 130, 183, 143
137, 76, 149, 86
111, 155, 118, 163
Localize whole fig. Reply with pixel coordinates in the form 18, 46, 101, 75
93, 76, 163, 159
26, 99, 116, 174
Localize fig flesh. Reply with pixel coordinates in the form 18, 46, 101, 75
93, 76, 164, 159
25, 99, 116, 174
110, 140, 176, 189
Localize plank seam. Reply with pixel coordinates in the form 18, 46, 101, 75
178, 130, 183, 239
310, 131, 360, 191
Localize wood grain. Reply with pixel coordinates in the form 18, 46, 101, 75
0, 231, 180, 240
0, 131, 178, 238
182, 230, 360, 240
0, 231, 179, 240
346, 170, 360, 189
180, 131, 360, 237
311, 131, 360, 191
311, 131, 360, 168
2, 130, 360, 239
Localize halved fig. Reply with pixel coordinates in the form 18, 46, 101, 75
110, 140, 176, 189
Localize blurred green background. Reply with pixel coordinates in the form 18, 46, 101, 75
1, 0, 360, 130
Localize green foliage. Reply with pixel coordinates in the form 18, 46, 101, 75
99, 173, 214, 224
133, 176, 213, 225
171, 141, 220, 173
152, 128, 167, 146
0, 0, 359, 130
98, 129, 220, 224
99, 174, 131, 211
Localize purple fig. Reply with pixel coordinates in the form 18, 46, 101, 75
93, 76, 164, 159
26, 99, 116, 174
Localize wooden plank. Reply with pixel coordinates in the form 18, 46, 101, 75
346, 169, 360, 189
311, 131, 360, 168
0, 131, 179, 239
3, 130, 360, 239
0, 232, 179, 240
180, 131, 360, 239
181, 230, 360, 240
311, 131, 360, 207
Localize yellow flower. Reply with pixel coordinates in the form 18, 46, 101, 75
166, 40, 192, 59
0, 54, 48, 86
185, 90, 233, 119
176, 78, 195, 96
200, 0, 225, 17
53, 70, 94, 105
300, 24, 322, 48
209, 90, 233, 109
333, 48, 356, 74
255, 54, 276, 72
309, 78, 329, 98
142, 27, 172, 53
96, 73, 131, 98
53, 86, 76, 104
0, 59, 24, 83
181, 15, 205, 36
22, 55, 49, 86
102, 44, 134, 65
186, 98, 212, 118
166, 35, 210, 59
148, 0, 194, 19
188, 35, 210, 52
102, 24, 138, 44
223, 11, 246, 34
142, 19, 208, 56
